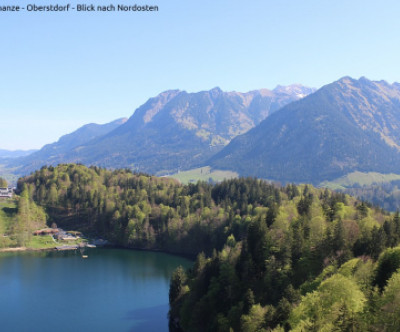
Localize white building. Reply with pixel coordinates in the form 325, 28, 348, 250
0, 187, 13, 198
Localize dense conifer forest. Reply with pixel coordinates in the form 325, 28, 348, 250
14, 164, 400, 331
342, 180, 400, 212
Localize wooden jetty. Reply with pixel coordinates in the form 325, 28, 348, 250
55, 245, 78, 251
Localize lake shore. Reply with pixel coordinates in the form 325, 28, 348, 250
0, 246, 55, 252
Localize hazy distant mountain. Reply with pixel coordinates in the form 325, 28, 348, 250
11, 118, 128, 173
30, 85, 313, 174
0, 149, 37, 159
210, 77, 400, 183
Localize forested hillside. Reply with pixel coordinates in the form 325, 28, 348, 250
210, 77, 400, 183
0, 186, 46, 248
168, 195, 400, 331
16, 164, 400, 331
18, 164, 282, 255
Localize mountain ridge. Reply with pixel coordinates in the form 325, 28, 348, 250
9, 117, 128, 174
9, 85, 314, 175
209, 76, 400, 183
0, 149, 37, 159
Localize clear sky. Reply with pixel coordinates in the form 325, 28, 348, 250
1, 0, 400, 150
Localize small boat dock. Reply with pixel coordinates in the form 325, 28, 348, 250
55, 245, 79, 251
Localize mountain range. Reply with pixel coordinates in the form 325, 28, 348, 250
210, 77, 400, 183
9, 118, 127, 174
0, 149, 37, 159
6, 76, 400, 186
8, 85, 314, 175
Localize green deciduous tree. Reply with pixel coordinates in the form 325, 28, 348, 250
379, 271, 400, 331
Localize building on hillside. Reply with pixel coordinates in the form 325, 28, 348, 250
53, 229, 80, 241
0, 187, 13, 198
33, 228, 59, 236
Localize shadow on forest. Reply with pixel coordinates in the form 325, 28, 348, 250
2, 207, 17, 215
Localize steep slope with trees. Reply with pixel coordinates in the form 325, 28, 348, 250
14, 163, 400, 331
0, 186, 46, 248
210, 77, 400, 184
169, 191, 400, 332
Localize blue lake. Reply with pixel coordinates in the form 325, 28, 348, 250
0, 248, 192, 332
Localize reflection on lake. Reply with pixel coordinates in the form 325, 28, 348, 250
0, 248, 192, 332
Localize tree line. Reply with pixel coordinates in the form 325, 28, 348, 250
16, 164, 400, 331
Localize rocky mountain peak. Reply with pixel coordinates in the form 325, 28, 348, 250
273, 84, 316, 98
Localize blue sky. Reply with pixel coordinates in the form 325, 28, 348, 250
1, 0, 400, 150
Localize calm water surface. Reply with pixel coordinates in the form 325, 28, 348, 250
0, 248, 192, 332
